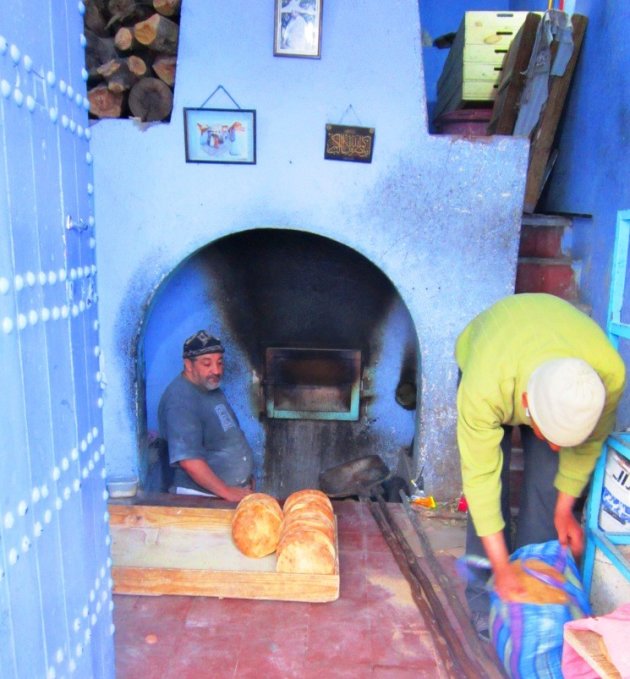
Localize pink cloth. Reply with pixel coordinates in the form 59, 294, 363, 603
562, 603, 630, 678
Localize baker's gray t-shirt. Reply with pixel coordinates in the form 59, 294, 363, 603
158, 374, 253, 492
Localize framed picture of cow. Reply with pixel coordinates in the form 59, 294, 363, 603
183, 108, 257, 164
273, 0, 323, 58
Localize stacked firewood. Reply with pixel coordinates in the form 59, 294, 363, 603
85, 0, 181, 122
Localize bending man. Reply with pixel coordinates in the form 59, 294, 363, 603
456, 293, 625, 638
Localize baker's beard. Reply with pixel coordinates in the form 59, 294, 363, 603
204, 376, 222, 391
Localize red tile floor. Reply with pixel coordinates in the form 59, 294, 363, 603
113, 499, 467, 679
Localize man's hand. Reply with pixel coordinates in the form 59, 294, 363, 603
223, 486, 253, 502
554, 490, 584, 558
481, 531, 527, 602
492, 562, 527, 601
179, 458, 253, 502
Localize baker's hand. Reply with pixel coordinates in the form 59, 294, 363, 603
223, 486, 253, 502
492, 562, 527, 602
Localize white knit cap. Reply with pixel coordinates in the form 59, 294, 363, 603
527, 358, 606, 448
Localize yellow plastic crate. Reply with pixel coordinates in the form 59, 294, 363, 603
436, 11, 532, 117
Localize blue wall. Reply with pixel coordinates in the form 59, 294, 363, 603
540, 0, 630, 426
92, 0, 529, 499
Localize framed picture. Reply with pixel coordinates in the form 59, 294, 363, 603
274, 0, 323, 59
183, 108, 256, 164
325, 124, 375, 163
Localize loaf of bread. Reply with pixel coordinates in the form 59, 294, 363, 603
507, 559, 569, 604
276, 528, 337, 574
276, 489, 337, 574
283, 489, 333, 514
231, 493, 283, 558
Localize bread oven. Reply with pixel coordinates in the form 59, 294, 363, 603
264, 347, 362, 421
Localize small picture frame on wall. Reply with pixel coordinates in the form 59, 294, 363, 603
183, 108, 256, 165
274, 0, 323, 59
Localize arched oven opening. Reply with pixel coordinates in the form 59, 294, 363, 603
138, 228, 420, 498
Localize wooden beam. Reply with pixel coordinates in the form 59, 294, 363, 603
487, 13, 541, 136
523, 14, 588, 213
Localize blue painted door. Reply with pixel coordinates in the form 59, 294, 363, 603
0, 2, 114, 678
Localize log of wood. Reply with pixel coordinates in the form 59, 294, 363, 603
153, 0, 181, 17
97, 57, 145, 93
88, 84, 125, 118
107, 0, 153, 27
127, 55, 148, 79
152, 54, 176, 86
134, 13, 179, 55
114, 26, 136, 52
84, 0, 109, 36
85, 29, 118, 75
128, 77, 173, 121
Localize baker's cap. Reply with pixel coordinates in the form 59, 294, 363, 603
182, 330, 224, 359
527, 358, 605, 448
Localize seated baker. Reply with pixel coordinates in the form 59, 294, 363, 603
158, 330, 254, 502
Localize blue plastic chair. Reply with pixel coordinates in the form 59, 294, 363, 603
581, 210, 630, 597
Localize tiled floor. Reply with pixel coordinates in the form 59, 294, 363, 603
113, 499, 466, 678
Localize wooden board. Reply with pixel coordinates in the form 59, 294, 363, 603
487, 13, 541, 135
523, 14, 588, 213
563, 628, 622, 678
109, 504, 340, 602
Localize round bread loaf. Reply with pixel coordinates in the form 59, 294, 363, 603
284, 497, 334, 522
276, 489, 337, 573
284, 489, 333, 513
282, 511, 335, 539
505, 559, 569, 604
276, 528, 336, 574
281, 513, 335, 542
236, 493, 283, 520
231, 493, 283, 558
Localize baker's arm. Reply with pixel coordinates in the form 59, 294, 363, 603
179, 458, 253, 502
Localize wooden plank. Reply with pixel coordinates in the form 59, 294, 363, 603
112, 565, 340, 602
109, 503, 340, 602
488, 13, 541, 135
109, 502, 233, 529
563, 628, 622, 678
523, 14, 588, 213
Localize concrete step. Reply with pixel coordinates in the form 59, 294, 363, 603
515, 257, 578, 300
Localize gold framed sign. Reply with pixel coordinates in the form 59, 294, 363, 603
324, 124, 375, 163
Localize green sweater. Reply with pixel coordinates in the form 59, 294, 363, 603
455, 293, 626, 537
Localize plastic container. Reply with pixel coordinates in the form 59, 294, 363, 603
106, 476, 138, 499
599, 450, 630, 533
